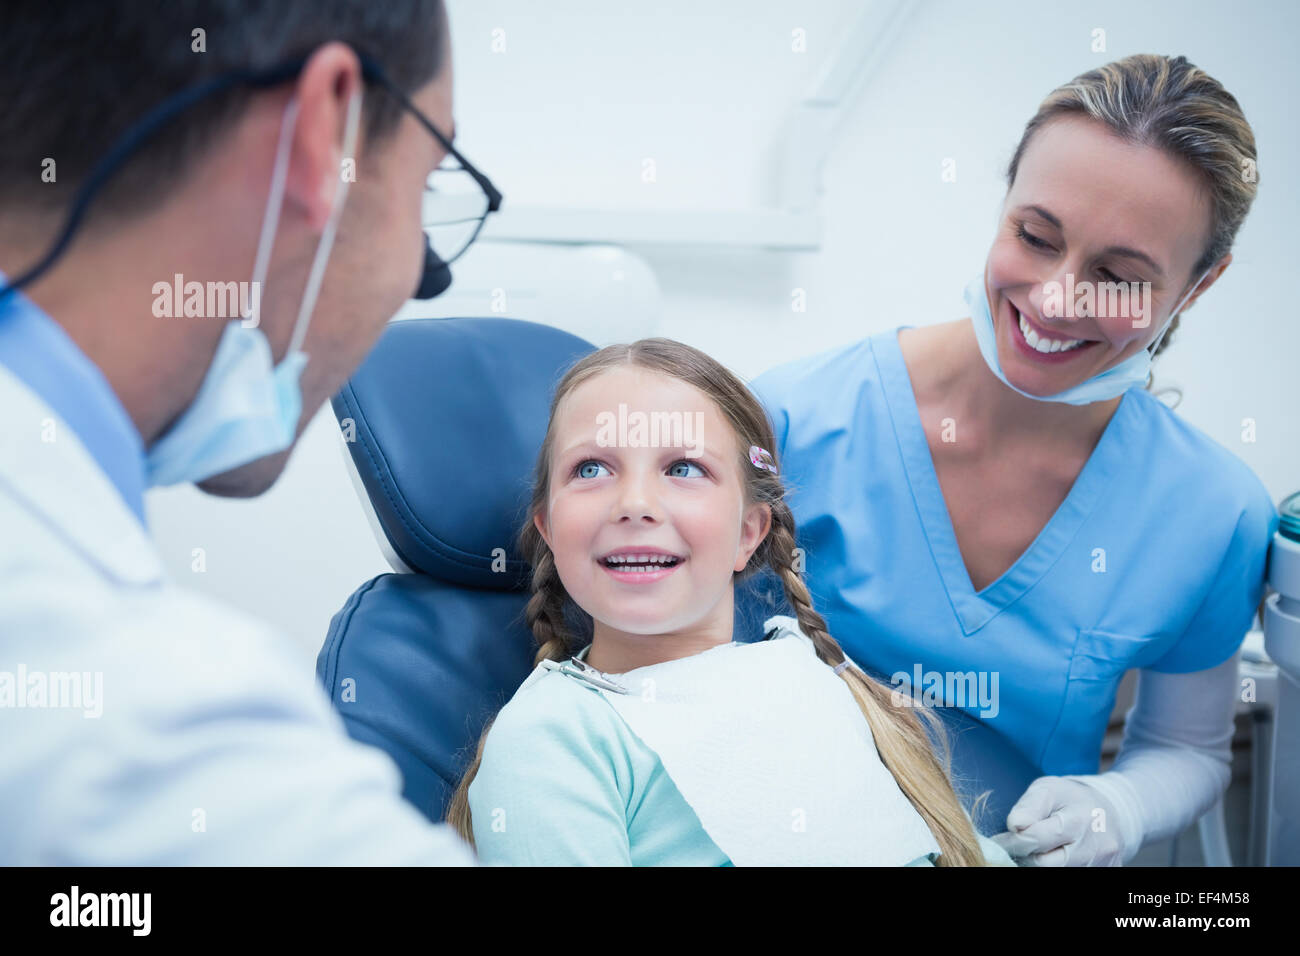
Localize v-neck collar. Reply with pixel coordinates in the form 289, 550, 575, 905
871, 327, 1136, 634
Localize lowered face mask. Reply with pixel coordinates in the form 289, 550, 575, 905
966, 261, 1211, 406
146, 90, 362, 487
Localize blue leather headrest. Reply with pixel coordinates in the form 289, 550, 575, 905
332, 318, 596, 586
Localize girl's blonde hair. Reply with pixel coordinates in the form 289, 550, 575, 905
1005, 53, 1259, 371
445, 338, 993, 866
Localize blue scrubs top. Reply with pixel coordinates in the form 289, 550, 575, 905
746, 328, 1277, 776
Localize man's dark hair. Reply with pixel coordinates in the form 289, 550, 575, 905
1, 0, 448, 218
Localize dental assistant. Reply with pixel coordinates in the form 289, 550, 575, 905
748, 55, 1277, 866
0, 1, 495, 863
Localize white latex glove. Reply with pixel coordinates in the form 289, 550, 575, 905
990, 775, 1132, 866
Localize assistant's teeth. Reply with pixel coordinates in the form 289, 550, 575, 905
1017, 308, 1086, 353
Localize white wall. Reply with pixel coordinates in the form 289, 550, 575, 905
146, 0, 1300, 656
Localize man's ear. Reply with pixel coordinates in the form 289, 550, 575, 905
284, 42, 364, 232
734, 503, 772, 573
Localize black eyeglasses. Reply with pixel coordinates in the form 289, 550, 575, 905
0, 51, 502, 302
355, 53, 503, 296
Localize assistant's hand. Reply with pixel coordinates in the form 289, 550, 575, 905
989, 775, 1128, 866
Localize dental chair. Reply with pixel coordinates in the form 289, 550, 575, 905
316, 316, 1042, 841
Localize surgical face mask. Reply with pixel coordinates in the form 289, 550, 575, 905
966, 261, 1212, 406
146, 91, 362, 487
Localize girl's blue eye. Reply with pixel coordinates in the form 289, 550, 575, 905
576, 460, 608, 479
668, 460, 705, 478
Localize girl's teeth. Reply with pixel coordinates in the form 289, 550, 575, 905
1017, 308, 1085, 353
605, 554, 679, 570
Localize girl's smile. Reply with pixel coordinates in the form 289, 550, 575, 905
598, 547, 685, 582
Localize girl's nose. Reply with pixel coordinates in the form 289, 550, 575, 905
612, 472, 662, 523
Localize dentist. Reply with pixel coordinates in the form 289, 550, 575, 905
748, 54, 1277, 865
0, 1, 496, 863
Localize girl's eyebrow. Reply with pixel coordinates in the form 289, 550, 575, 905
557, 439, 602, 459
556, 439, 726, 463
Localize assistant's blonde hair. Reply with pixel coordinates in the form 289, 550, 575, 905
1006, 53, 1260, 372
446, 338, 993, 866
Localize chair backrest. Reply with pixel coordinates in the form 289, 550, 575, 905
318, 317, 595, 821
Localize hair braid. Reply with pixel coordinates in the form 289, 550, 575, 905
523, 547, 576, 666
764, 498, 991, 866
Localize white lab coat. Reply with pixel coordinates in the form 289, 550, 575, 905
0, 364, 475, 864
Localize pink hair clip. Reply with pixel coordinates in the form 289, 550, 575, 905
749, 445, 778, 474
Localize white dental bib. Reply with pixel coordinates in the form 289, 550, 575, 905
530, 615, 943, 866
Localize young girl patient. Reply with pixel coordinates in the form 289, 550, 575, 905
445, 338, 1015, 866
